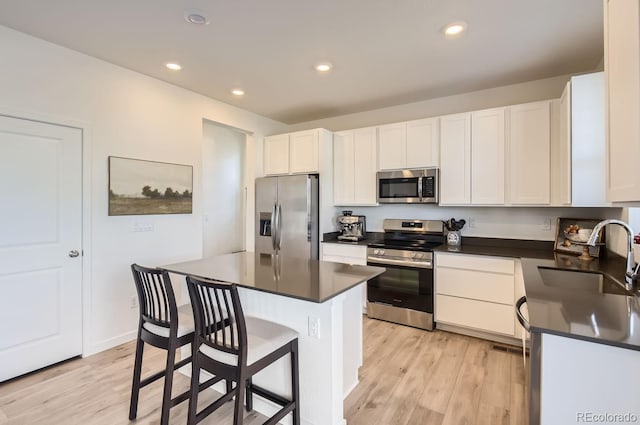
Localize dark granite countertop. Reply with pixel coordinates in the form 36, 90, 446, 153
322, 231, 384, 246
160, 252, 385, 303
521, 254, 640, 351
433, 236, 556, 259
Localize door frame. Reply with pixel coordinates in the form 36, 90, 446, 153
0, 105, 93, 357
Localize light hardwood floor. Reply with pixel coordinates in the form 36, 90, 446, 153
0, 317, 526, 425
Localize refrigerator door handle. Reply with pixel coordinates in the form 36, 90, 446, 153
271, 202, 277, 251
306, 178, 312, 242
275, 203, 283, 250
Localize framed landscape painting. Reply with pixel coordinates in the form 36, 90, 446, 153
108, 156, 193, 215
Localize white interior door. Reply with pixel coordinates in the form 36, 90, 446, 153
0, 115, 82, 382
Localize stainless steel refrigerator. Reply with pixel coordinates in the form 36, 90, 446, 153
255, 174, 319, 259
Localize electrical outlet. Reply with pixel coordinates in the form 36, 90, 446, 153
467, 217, 474, 229
130, 296, 138, 309
133, 220, 154, 232
543, 217, 552, 231
308, 316, 320, 338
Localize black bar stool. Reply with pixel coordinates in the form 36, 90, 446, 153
129, 264, 223, 425
185, 276, 300, 425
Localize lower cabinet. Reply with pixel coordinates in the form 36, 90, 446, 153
321, 243, 368, 312
537, 333, 640, 425
435, 252, 517, 338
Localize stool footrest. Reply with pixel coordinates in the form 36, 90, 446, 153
139, 356, 192, 388
250, 384, 290, 407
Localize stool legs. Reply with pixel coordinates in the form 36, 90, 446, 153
245, 378, 253, 411
128, 334, 145, 420
187, 355, 200, 425
160, 342, 177, 425
233, 373, 246, 425
291, 340, 300, 425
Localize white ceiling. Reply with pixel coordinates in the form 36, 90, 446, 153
0, 0, 603, 124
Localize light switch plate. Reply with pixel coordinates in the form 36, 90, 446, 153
308, 316, 320, 338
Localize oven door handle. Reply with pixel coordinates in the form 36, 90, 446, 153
368, 257, 432, 269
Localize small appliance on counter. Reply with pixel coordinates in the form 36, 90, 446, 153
337, 211, 367, 242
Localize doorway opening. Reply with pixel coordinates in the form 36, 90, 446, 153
202, 120, 247, 256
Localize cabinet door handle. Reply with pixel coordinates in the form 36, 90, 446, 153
515, 296, 530, 332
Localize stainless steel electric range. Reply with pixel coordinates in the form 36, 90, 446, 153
366, 219, 445, 330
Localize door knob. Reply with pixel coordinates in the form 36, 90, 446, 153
69, 250, 80, 258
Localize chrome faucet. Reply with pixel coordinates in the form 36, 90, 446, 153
587, 219, 637, 290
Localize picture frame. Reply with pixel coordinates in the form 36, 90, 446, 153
108, 156, 193, 216
554, 217, 605, 258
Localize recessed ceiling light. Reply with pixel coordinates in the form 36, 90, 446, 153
231, 89, 245, 96
315, 62, 333, 72
165, 63, 182, 71
442, 21, 467, 38
184, 9, 210, 25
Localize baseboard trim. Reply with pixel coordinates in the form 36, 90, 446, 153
83, 330, 137, 357
436, 323, 523, 347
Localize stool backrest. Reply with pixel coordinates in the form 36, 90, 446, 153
186, 276, 247, 362
131, 264, 178, 332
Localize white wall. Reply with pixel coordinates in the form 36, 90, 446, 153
0, 25, 287, 355
202, 121, 246, 257
287, 74, 572, 132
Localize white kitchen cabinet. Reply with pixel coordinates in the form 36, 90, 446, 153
538, 333, 640, 425
570, 73, 608, 206
435, 253, 516, 337
333, 127, 377, 205
553, 73, 608, 206
263, 129, 323, 175
604, 0, 640, 203
321, 242, 368, 312
263, 134, 290, 175
471, 107, 505, 205
377, 118, 439, 170
439, 113, 471, 205
377, 123, 405, 170
289, 130, 319, 174
506, 101, 551, 205
551, 89, 572, 205
406, 118, 439, 168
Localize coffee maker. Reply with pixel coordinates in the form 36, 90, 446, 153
337, 211, 367, 242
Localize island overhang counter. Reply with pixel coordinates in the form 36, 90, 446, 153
161, 252, 385, 425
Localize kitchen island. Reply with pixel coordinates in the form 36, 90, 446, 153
161, 252, 384, 425
433, 237, 640, 424
520, 256, 640, 425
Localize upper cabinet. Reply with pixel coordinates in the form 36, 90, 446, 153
264, 129, 320, 175
506, 101, 551, 205
333, 127, 377, 205
440, 113, 471, 205
440, 104, 553, 207
567, 73, 608, 206
604, 0, 640, 203
377, 123, 406, 170
263, 134, 290, 175
377, 118, 439, 170
471, 108, 506, 205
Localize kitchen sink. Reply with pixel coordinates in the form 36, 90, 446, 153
537, 267, 634, 296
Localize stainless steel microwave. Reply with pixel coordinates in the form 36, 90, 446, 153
376, 168, 439, 204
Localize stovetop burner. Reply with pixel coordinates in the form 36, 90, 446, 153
371, 219, 445, 252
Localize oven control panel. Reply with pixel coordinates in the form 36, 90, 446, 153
367, 247, 433, 268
